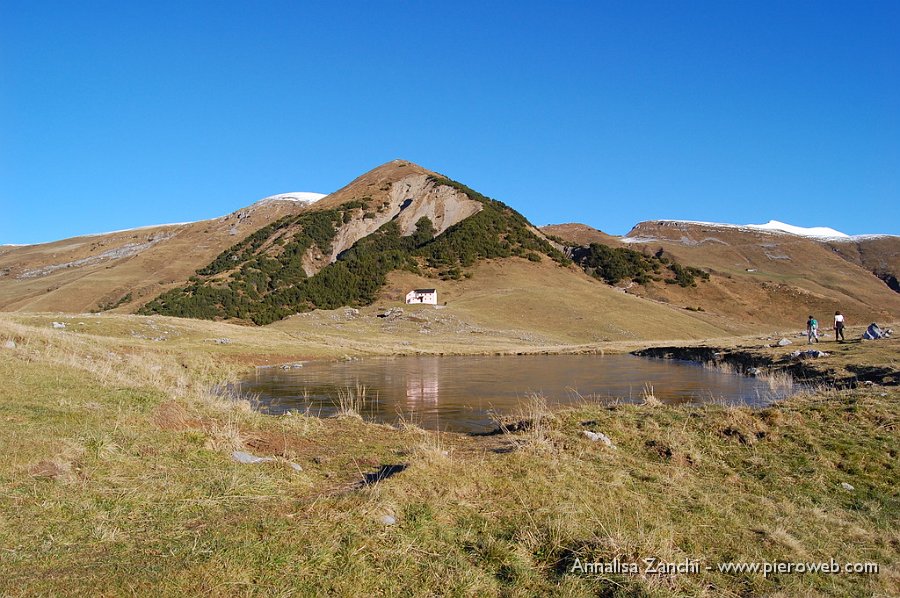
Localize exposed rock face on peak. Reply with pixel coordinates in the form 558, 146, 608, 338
254, 192, 328, 206
305, 163, 484, 274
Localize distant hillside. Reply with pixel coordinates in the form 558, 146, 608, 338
541, 220, 900, 328
622, 221, 899, 325
0, 196, 318, 313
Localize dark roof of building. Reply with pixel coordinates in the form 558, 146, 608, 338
412, 289, 436, 293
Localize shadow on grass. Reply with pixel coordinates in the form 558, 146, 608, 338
358, 463, 408, 487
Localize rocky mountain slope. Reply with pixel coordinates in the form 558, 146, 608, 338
825, 235, 900, 293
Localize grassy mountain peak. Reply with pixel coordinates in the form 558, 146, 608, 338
139, 163, 569, 324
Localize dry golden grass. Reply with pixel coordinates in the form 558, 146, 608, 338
1, 313, 898, 596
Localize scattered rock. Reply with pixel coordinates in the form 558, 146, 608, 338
377, 307, 404, 319
51, 321, 66, 329
2, 340, 15, 349
841, 482, 855, 491
231, 450, 301, 472
790, 350, 829, 360
379, 514, 397, 526
583, 430, 616, 448
231, 451, 275, 465
211, 338, 232, 345
777, 338, 792, 346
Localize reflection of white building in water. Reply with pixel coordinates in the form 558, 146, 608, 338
406, 359, 439, 405
405, 288, 437, 305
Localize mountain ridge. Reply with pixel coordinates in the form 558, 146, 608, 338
1, 160, 897, 334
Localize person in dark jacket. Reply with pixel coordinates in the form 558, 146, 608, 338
833, 311, 845, 342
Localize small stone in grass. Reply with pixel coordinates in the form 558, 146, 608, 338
841, 482, 855, 491
583, 430, 616, 448
231, 451, 274, 465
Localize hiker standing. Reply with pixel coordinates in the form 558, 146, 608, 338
834, 311, 845, 342
806, 315, 819, 344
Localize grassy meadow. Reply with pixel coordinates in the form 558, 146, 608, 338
1, 313, 898, 596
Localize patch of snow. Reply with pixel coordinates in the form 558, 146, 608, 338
254, 192, 327, 206
828, 233, 900, 243
746, 220, 849, 239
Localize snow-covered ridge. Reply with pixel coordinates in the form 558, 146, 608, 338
623, 219, 896, 242
747, 220, 848, 238
254, 192, 327, 206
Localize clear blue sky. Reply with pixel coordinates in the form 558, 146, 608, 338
2, 0, 898, 244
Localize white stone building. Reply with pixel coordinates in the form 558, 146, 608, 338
405, 288, 438, 305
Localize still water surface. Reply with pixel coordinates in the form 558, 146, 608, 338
242, 355, 789, 433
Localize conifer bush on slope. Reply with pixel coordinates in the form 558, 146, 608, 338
139, 178, 569, 324
572, 243, 710, 287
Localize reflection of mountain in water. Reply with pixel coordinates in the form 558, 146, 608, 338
406, 358, 439, 405
244, 355, 795, 433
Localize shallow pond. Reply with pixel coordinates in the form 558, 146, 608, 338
240, 354, 792, 433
